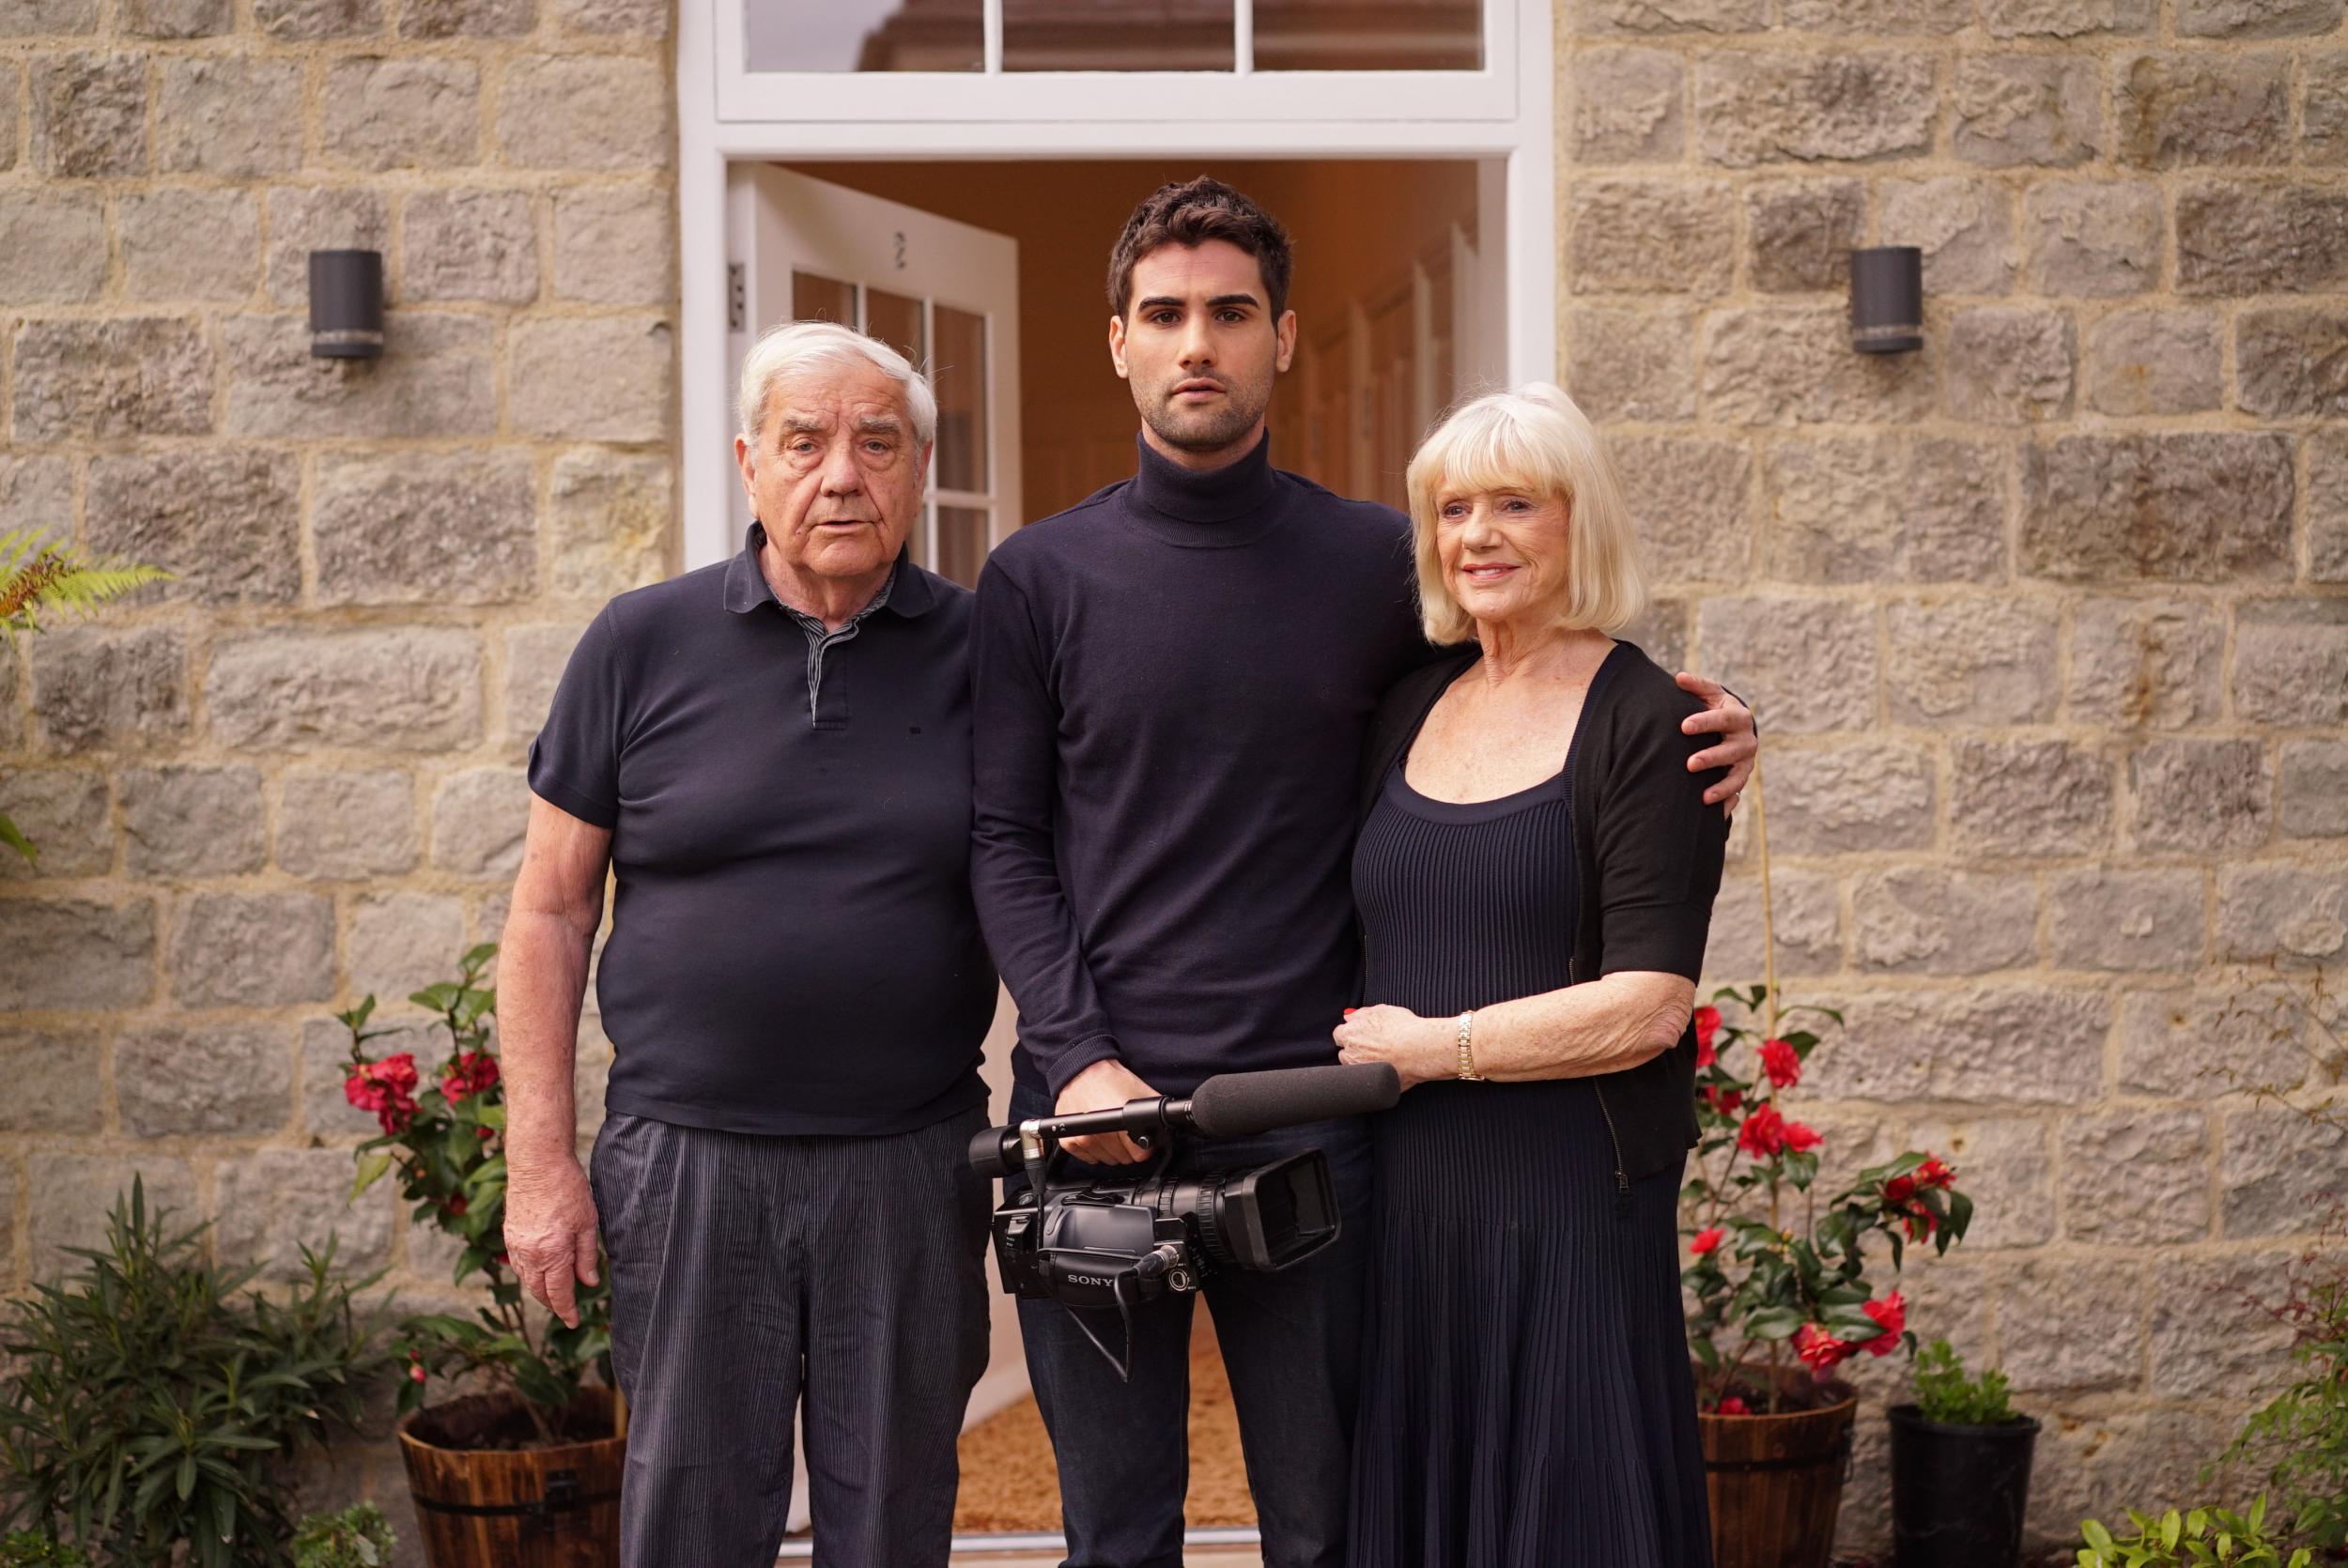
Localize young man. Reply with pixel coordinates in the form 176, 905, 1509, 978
968, 178, 1757, 1568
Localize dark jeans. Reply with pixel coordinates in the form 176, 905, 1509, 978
1008, 1083, 1372, 1568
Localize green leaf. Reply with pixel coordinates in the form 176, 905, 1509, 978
0, 811, 37, 868
350, 1153, 393, 1201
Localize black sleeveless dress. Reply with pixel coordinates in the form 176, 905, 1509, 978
1345, 693, 1712, 1568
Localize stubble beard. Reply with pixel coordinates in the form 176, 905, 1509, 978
1139, 375, 1274, 457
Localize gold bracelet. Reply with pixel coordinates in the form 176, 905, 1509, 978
1456, 1009, 1484, 1081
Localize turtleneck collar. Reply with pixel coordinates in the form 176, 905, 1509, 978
1128, 429, 1280, 527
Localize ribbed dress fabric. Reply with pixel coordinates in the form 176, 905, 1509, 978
1346, 756, 1713, 1568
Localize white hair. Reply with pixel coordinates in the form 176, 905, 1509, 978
734, 319, 938, 449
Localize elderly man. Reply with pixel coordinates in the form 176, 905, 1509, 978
499, 321, 994, 1567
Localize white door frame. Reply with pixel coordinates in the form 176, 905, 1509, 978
675, 0, 1557, 571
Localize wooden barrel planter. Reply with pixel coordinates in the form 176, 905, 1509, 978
396, 1386, 626, 1568
1698, 1375, 1857, 1568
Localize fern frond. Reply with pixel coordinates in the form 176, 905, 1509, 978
0, 530, 171, 639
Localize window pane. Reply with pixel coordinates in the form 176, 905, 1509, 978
792, 270, 858, 328
866, 288, 926, 370
934, 305, 988, 494
1252, 0, 1481, 70
1004, 0, 1235, 70
746, 0, 982, 72
937, 505, 992, 589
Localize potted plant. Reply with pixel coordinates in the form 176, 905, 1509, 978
1682, 985, 1974, 1568
1887, 1338, 2039, 1568
336, 944, 623, 1568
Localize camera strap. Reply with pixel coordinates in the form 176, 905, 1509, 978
1063, 1268, 1147, 1382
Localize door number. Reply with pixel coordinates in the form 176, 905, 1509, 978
894, 232, 907, 270
727, 263, 745, 331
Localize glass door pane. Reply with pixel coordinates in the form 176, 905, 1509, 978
1252, 0, 1481, 69
937, 504, 992, 589
792, 270, 858, 327
746, 0, 982, 71
866, 287, 926, 369
1003, 0, 1235, 70
934, 305, 989, 494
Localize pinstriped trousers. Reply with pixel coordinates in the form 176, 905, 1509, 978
589, 1106, 993, 1568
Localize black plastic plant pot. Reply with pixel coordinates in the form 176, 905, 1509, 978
1888, 1403, 2041, 1568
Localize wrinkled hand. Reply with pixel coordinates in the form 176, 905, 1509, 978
1675, 672, 1758, 813
504, 1152, 601, 1329
1054, 1057, 1161, 1165
1334, 1005, 1453, 1090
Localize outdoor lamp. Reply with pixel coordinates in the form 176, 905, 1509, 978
1849, 245, 1923, 354
308, 249, 384, 360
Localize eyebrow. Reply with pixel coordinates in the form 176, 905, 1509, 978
1135, 293, 1263, 312
854, 413, 905, 436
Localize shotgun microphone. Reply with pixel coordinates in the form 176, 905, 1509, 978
965, 1062, 1400, 1176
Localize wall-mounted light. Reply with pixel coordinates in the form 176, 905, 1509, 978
1849, 246, 1923, 355
308, 249, 384, 360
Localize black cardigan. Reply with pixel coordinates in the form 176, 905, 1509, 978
1355, 641, 1731, 1186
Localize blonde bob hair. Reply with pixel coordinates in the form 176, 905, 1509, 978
735, 319, 938, 450
1404, 382, 1646, 647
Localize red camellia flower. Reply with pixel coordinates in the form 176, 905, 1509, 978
1784, 1118, 1823, 1153
1759, 1038, 1801, 1089
1914, 1157, 1954, 1190
345, 1053, 420, 1136
1690, 1226, 1724, 1256
409, 1362, 427, 1384
1715, 1394, 1749, 1416
440, 1051, 500, 1103
1738, 1105, 1787, 1158
1692, 1006, 1722, 1068
443, 1196, 468, 1218
1795, 1322, 1855, 1374
1860, 1291, 1907, 1357
1702, 1084, 1744, 1117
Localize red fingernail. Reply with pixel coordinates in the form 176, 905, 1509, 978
1343, 1008, 1358, 1016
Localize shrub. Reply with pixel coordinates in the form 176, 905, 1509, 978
0, 1534, 88, 1567
2078, 1498, 2310, 1568
290, 1502, 396, 1568
1910, 1337, 2019, 1426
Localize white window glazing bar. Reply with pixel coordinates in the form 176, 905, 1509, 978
1234, 0, 1253, 75
982, 0, 1003, 75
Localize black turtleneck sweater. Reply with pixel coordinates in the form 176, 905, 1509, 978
970, 434, 1433, 1101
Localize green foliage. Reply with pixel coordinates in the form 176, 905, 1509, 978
2078, 1497, 2312, 1568
0, 1180, 392, 1568
1912, 1337, 2019, 1426
290, 1502, 395, 1568
2217, 1222, 2348, 1551
0, 1532, 89, 1566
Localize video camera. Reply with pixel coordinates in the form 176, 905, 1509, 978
966, 1063, 1401, 1377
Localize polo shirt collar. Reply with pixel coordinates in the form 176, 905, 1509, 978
723, 523, 938, 619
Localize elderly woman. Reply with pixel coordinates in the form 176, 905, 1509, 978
1335, 383, 1727, 1568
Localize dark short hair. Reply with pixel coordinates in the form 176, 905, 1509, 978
1106, 177, 1294, 320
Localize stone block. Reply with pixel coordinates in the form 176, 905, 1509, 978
119, 189, 259, 302
206, 629, 484, 753
2148, 1252, 2306, 1401
1821, 986, 2109, 1104
2066, 597, 2223, 727
2316, 430, 2348, 583
278, 769, 421, 878
255, 0, 382, 37
1950, 739, 2111, 858
1703, 869, 1841, 980
2116, 983, 2316, 1099
1694, 52, 1935, 166
1944, 305, 2075, 424
170, 892, 336, 1008
1850, 868, 2038, 975
430, 768, 529, 878
120, 765, 268, 878
0, 1030, 101, 1131
0, 64, 15, 171
2020, 432, 2294, 583
265, 187, 391, 306
0, 192, 106, 304
2309, 57, 2348, 164
1997, 1261, 2144, 1393
2020, 181, 2161, 298
1759, 435, 2008, 585
86, 450, 301, 605
1566, 308, 1695, 423
349, 892, 466, 1002
1954, 54, 2101, 168
402, 189, 539, 304
2236, 308, 2348, 418
2047, 867, 2206, 971
504, 622, 592, 745
2083, 309, 2222, 416
1569, 179, 1734, 296
1610, 436, 1750, 583
0, 0, 100, 31
301, 1015, 448, 1139
1779, 0, 1968, 28
1877, 177, 2014, 296
320, 57, 480, 170
2220, 1106, 2347, 1237
2030, 1410, 2239, 1546
11, 317, 213, 440
1576, 0, 1768, 32
28, 1157, 196, 1283
553, 0, 667, 31
2233, 598, 2348, 725
1624, 597, 1692, 679
1901, 1117, 2054, 1249
315, 452, 536, 606
509, 317, 674, 442
1884, 597, 2058, 724
2118, 52, 2293, 168
1763, 745, 1936, 855
0, 767, 110, 880
28, 626, 188, 754
2216, 863, 2348, 967
156, 58, 303, 177
0, 456, 70, 546
548, 449, 671, 597
123, 0, 229, 32
224, 312, 496, 439
0, 899, 153, 1009
2176, 0, 2343, 34
1694, 595, 1875, 733
1569, 46, 1684, 163
2177, 184, 2348, 296
117, 1023, 294, 1136
29, 51, 147, 177
497, 54, 668, 171
400, 0, 533, 34
2127, 738, 2271, 853
215, 1150, 395, 1284
1703, 304, 1934, 425
2279, 740, 2348, 838
1744, 178, 1861, 293
1979, 0, 2151, 32
551, 182, 675, 305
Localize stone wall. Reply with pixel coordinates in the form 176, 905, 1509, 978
0, 0, 676, 1546
1564, 0, 2347, 1550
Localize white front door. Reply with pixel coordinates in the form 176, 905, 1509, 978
726, 165, 1023, 587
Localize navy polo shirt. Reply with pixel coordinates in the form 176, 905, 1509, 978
527, 526, 994, 1136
